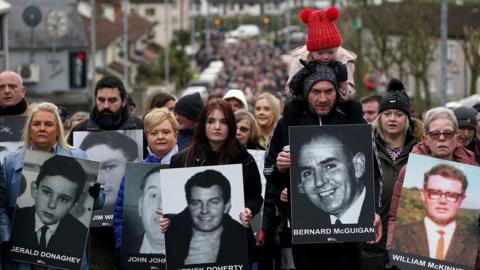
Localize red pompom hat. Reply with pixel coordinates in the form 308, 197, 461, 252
299, 7, 342, 52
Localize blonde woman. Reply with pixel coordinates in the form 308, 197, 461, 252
254, 92, 281, 148
1, 102, 104, 270
362, 79, 417, 269
113, 107, 179, 261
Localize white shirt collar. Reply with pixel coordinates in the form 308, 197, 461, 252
330, 186, 366, 224
424, 217, 456, 259
34, 211, 60, 246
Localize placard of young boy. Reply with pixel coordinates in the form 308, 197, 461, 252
7, 150, 100, 270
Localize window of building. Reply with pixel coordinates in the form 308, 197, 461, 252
446, 76, 455, 96
145, 8, 156, 16
447, 43, 455, 62
428, 76, 437, 94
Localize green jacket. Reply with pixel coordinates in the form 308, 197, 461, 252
366, 133, 417, 251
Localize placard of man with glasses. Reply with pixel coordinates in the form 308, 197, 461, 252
391, 162, 477, 265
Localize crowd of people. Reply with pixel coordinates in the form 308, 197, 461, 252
0, 5, 479, 270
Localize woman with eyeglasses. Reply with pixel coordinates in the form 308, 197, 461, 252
362, 79, 418, 269
235, 110, 264, 150
387, 107, 480, 268
160, 99, 263, 268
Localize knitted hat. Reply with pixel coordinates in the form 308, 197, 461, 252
454, 106, 477, 130
300, 7, 342, 52
174, 92, 204, 122
379, 79, 411, 117
223, 89, 248, 111
289, 62, 339, 100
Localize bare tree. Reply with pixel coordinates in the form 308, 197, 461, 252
462, 26, 480, 95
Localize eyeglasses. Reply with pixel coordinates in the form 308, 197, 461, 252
237, 127, 250, 133
425, 188, 464, 202
427, 130, 456, 140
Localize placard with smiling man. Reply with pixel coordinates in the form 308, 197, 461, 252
160, 164, 248, 270
290, 124, 376, 243
7, 150, 100, 270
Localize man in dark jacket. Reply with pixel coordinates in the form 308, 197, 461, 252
264, 62, 382, 270
68, 75, 144, 269
0, 71, 29, 116
68, 75, 144, 144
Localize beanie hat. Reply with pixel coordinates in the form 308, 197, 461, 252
300, 7, 342, 52
222, 89, 248, 111
379, 79, 411, 117
174, 92, 204, 122
454, 106, 477, 130
289, 61, 338, 100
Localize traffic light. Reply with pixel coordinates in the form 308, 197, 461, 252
69, 51, 87, 88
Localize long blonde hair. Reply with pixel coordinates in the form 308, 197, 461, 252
23, 102, 72, 150
255, 92, 281, 141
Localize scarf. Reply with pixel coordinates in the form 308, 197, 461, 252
0, 98, 28, 115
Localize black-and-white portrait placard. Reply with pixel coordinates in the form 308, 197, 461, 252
289, 124, 375, 244
73, 129, 143, 226
160, 164, 248, 270
389, 154, 480, 270
121, 162, 168, 270
0, 116, 25, 164
7, 150, 100, 270
247, 149, 266, 238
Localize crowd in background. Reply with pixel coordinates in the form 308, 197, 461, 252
1, 5, 480, 269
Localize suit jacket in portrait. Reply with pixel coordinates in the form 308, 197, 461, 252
165, 208, 248, 269
294, 185, 374, 229
392, 220, 477, 266
10, 206, 88, 256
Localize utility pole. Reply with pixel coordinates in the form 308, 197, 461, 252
90, 0, 96, 92
285, 0, 291, 53
123, 0, 129, 87
164, 0, 170, 85
440, 0, 448, 105
205, 0, 211, 58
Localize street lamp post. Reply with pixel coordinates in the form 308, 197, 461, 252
164, 0, 170, 85
440, 0, 448, 105
123, 0, 129, 87
90, 0, 96, 92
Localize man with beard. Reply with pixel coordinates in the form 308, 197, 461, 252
68, 75, 144, 269
0, 71, 29, 116
68, 75, 143, 139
